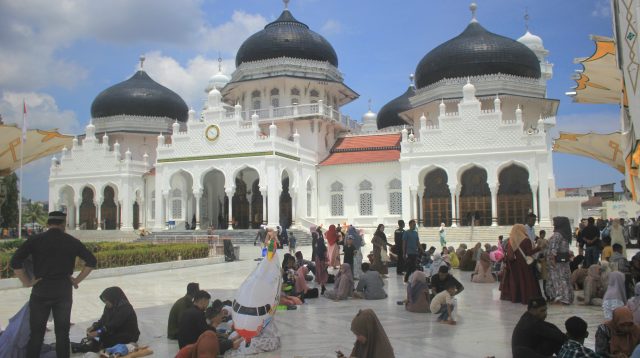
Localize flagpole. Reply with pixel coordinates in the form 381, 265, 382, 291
18, 100, 25, 240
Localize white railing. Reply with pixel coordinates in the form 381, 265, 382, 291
151, 234, 222, 257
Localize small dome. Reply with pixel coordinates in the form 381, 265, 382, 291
414, 22, 541, 88
91, 70, 188, 122
376, 86, 415, 130
207, 71, 230, 91
517, 31, 544, 51
362, 109, 376, 122
235, 9, 338, 67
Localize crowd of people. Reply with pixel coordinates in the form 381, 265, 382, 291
6, 209, 640, 357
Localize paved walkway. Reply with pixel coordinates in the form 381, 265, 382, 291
0, 244, 608, 357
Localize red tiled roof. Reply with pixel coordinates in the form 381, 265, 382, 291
320, 134, 401, 166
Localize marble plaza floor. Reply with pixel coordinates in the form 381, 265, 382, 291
0, 245, 608, 357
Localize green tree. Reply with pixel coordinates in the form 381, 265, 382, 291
23, 202, 47, 229
0, 174, 18, 228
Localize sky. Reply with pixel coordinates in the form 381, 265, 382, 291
0, 0, 622, 201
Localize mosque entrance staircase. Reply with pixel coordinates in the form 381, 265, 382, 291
416, 225, 552, 247
140, 228, 313, 246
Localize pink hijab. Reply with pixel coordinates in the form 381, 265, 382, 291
295, 266, 309, 294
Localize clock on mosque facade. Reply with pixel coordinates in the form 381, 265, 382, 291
205, 124, 220, 141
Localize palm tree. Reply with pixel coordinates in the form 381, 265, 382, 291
22, 202, 47, 231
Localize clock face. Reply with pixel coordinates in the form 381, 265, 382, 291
205, 124, 220, 141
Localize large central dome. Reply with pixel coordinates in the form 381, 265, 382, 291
235, 9, 338, 67
414, 21, 541, 89
91, 70, 188, 122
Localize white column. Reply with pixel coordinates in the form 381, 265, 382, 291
93, 200, 99, 230
537, 161, 552, 226
121, 188, 133, 230
226, 188, 234, 230
194, 189, 202, 230
267, 164, 280, 227
401, 168, 411, 222
455, 187, 461, 227
450, 191, 458, 227
409, 186, 418, 221
291, 192, 297, 227
531, 183, 539, 219
75, 199, 81, 230
164, 192, 170, 228
96, 198, 104, 230
490, 184, 498, 227
260, 188, 267, 225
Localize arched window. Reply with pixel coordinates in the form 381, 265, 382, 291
252, 90, 261, 110
359, 180, 373, 216
270, 88, 279, 107
388, 179, 402, 215
330, 181, 343, 216
310, 89, 319, 103
291, 88, 300, 105
150, 190, 156, 220
306, 180, 313, 217
171, 189, 183, 220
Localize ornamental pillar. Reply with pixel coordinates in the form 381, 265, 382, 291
260, 188, 267, 225
75, 198, 81, 230
225, 188, 234, 230
531, 184, 539, 220
490, 184, 498, 227
450, 191, 457, 227
96, 198, 103, 230
194, 189, 202, 230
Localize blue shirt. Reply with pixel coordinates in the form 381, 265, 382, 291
403, 229, 420, 255
526, 224, 536, 241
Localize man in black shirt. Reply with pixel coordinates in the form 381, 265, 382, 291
581, 217, 601, 268
512, 297, 567, 357
429, 266, 464, 299
11, 211, 97, 358
393, 220, 405, 276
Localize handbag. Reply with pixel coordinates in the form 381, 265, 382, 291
518, 247, 534, 265
555, 252, 570, 263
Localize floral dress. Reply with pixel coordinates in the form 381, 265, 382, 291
544, 232, 574, 304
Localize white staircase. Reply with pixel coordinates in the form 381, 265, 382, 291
417, 225, 552, 247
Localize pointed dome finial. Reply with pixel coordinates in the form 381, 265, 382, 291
139, 55, 146, 70
409, 73, 415, 88
524, 7, 530, 31
368, 98, 372, 111
218, 52, 222, 72
470, 3, 478, 23
283, 0, 290, 10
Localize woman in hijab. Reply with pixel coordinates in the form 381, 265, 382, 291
545, 216, 574, 305
326, 224, 341, 268
295, 266, 319, 299
579, 264, 606, 306
337, 309, 394, 358
471, 251, 496, 283
595, 306, 640, 357
370, 224, 389, 275
447, 246, 460, 268
87, 287, 140, 349
176, 331, 220, 358
626, 283, 640, 324
438, 223, 447, 248
315, 231, 329, 295
611, 219, 627, 257
310, 225, 318, 261
499, 224, 541, 304
405, 271, 430, 313
429, 252, 447, 277
459, 245, 476, 272
325, 263, 354, 301
603, 271, 628, 320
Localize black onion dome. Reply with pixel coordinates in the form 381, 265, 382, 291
414, 22, 541, 89
91, 70, 188, 122
376, 85, 415, 130
235, 10, 338, 67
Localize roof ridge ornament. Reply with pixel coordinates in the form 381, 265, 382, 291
283, 0, 289, 10
139, 55, 145, 70
524, 7, 530, 31
470, 3, 478, 23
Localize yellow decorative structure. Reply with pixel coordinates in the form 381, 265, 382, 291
553, 132, 625, 173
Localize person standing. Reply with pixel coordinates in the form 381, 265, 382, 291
582, 217, 601, 268
526, 213, 537, 241
438, 223, 447, 248
545, 217, 574, 305
348, 225, 364, 280
10, 211, 97, 358
403, 219, 422, 283
610, 219, 627, 258
371, 224, 388, 275
394, 220, 406, 276
500, 224, 541, 304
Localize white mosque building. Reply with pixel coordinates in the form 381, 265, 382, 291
48, 3, 574, 233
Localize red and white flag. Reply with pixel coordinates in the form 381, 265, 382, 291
22, 100, 27, 143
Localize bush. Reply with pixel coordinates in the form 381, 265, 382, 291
0, 242, 209, 279
0, 239, 25, 252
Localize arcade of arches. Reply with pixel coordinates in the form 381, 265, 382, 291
419, 164, 536, 227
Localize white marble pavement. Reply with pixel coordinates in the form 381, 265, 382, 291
0, 244, 608, 357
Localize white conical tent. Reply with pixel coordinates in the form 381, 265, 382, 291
0, 124, 73, 176
553, 132, 624, 173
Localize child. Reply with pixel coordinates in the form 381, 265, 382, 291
601, 236, 613, 263
430, 282, 457, 325
288, 232, 296, 255
343, 236, 356, 274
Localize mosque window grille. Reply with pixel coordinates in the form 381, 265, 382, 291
330, 181, 344, 216
291, 88, 300, 96
171, 189, 183, 220
359, 180, 373, 216
389, 178, 402, 215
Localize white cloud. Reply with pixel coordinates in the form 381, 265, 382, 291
0, 91, 80, 134
142, 52, 236, 111
0, 1, 266, 90
592, 0, 611, 18
321, 19, 343, 35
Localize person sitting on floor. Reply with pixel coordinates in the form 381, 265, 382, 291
354, 263, 387, 300
471, 251, 496, 283
596, 306, 640, 357
405, 270, 430, 313
294, 251, 315, 276
511, 297, 567, 357
430, 282, 458, 325
178, 290, 213, 349
447, 246, 460, 268
336, 309, 395, 358
295, 265, 319, 299
86, 287, 140, 350
429, 265, 464, 299
557, 316, 599, 358
610, 243, 630, 273
577, 264, 606, 307
325, 263, 354, 301
168, 282, 199, 340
